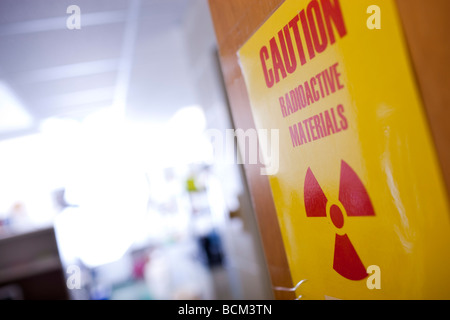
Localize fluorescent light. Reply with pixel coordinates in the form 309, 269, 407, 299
0, 81, 32, 133
168, 105, 206, 136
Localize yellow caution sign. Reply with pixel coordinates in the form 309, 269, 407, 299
238, 0, 450, 299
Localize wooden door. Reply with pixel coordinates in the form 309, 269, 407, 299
208, 0, 293, 300
208, 0, 450, 300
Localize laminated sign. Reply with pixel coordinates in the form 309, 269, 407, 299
238, 0, 450, 299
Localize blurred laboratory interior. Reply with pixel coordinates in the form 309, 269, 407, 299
0, 0, 274, 300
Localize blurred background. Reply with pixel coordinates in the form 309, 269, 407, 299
0, 0, 273, 300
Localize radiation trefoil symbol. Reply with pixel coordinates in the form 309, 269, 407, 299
304, 160, 375, 281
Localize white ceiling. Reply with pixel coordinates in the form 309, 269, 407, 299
0, 0, 200, 139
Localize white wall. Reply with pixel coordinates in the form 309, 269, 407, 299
179, 0, 274, 300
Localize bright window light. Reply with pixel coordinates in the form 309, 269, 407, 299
0, 81, 32, 133
168, 105, 206, 137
